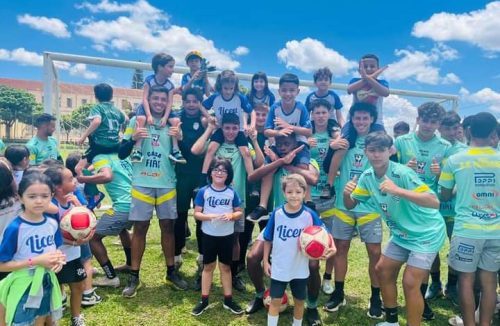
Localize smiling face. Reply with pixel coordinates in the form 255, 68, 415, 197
351, 111, 374, 136
20, 182, 52, 217
210, 164, 228, 186
182, 94, 201, 116
278, 82, 299, 107
439, 123, 461, 143
359, 58, 379, 75
255, 109, 268, 129
275, 135, 297, 157
315, 76, 331, 93
417, 117, 441, 140
253, 78, 266, 93
283, 181, 306, 208
222, 122, 239, 143
149, 91, 168, 117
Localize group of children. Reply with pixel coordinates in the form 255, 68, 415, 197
0, 49, 498, 326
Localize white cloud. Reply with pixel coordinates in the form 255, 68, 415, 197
385, 44, 461, 85
233, 46, 249, 56
0, 48, 99, 80
75, 0, 240, 70
276, 38, 357, 76
412, 1, 500, 53
17, 14, 70, 38
460, 87, 500, 113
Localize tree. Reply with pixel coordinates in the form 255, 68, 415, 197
61, 114, 73, 142
70, 103, 93, 129
132, 69, 144, 89
0, 86, 39, 140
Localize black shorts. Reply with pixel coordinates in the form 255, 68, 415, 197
57, 258, 87, 284
210, 129, 248, 147
84, 137, 120, 163
270, 278, 308, 301
202, 232, 233, 265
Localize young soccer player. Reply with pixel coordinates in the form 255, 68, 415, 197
0, 172, 66, 326
247, 73, 313, 222
321, 54, 389, 199
263, 174, 330, 326
346, 131, 446, 326
181, 50, 212, 97
4, 145, 29, 186
439, 112, 499, 326
77, 83, 127, 165
305, 67, 344, 126
191, 158, 244, 316
26, 113, 62, 166
247, 72, 275, 108
393, 121, 410, 139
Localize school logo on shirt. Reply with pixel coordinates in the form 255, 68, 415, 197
416, 161, 426, 174
26, 234, 55, 254
276, 225, 302, 241
353, 154, 364, 168
206, 196, 231, 208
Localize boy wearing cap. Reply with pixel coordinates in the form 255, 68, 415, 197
182, 51, 213, 97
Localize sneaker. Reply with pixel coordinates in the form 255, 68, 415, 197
375, 322, 399, 326
245, 297, 264, 314
322, 279, 334, 295
122, 275, 142, 298
130, 149, 143, 163
169, 150, 187, 164
448, 315, 464, 326
320, 184, 332, 199
232, 275, 246, 292
166, 272, 188, 291
367, 297, 384, 320
444, 283, 459, 306
422, 300, 435, 321
71, 314, 86, 326
93, 276, 120, 288
223, 299, 244, 315
305, 307, 322, 326
425, 281, 443, 300
323, 292, 346, 312
81, 289, 102, 306
246, 205, 269, 223
191, 300, 209, 316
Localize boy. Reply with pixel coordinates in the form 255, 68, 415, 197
4, 145, 29, 186
321, 54, 389, 199
181, 50, 212, 97
26, 113, 62, 165
77, 83, 126, 165
426, 111, 468, 304
305, 67, 345, 126
346, 131, 446, 326
246, 73, 312, 222
439, 112, 499, 326
323, 103, 383, 320
393, 121, 410, 139
121, 86, 188, 297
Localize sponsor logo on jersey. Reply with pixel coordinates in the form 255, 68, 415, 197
472, 189, 498, 200
471, 211, 498, 220
474, 172, 495, 187
457, 243, 474, 255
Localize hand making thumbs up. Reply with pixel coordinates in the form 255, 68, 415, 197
343, 174, 358, 196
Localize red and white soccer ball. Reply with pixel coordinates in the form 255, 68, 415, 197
263, 288, 288, 312
59, 207, 97, 241
299, 225, 335, 259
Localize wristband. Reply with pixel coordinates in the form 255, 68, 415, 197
28, 258, 33, 268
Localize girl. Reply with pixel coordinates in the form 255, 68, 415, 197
191, 158, 244, 316
263, 174, 333, 326
4, 145, 30, 186
0, 172, 66, 326
247, 72, 275, 108
44, 166, 94, 326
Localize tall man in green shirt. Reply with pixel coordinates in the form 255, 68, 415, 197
439, 112, 499, 326
347, 132, 446, 326
26, 113, 62, 165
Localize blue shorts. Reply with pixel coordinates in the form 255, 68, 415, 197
13, 274, 53, 326
80, 243, 92, 262
270, 278, 308, 301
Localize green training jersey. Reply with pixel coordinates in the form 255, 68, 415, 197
439, 147, 500, 239
439, 141, 468, 217
216, 143, 247, 208
26, 136, 59, 165
0, 139, 5, 154
88, 102, 125, 147
395, 132, 451, 192
352, 161, 446, 253
124, 117, 176, 189
334, 135, 376, 213
310, 131, 330, 198
92, 154, 133, 213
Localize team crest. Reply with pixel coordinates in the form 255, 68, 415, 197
380, 203, 389, 216
151, 134, 160, 147
193, 122, 200, 130
354, 154, 363, 168
416, 161, 426, 174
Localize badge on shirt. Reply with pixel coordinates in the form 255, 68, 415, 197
193, 122, 200, 130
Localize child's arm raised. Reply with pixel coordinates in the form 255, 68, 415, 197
249, 129, 265, 168
191, 120, 216, 155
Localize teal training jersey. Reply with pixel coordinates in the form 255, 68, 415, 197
334, 135, 376, 213
88, 102, 125, 147
395, 132, 451, 192
92, 154, 133, 213
216, 143, 247, 208
26, 136, 59, 165
439, 147, 500, 239
352, 161, 446, 253
438, 141, 468, 217
0, 139, 5, 154
124, 117, 176, 188
310, 131, 330, 198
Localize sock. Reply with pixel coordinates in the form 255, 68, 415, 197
430, 271, 440, 284
323, 272, 332, 280
223, 295, 233, 304
129, 269, 140, 279
255, 290, 265, 299
334, 281, 345, 295
123, 247, 132, 266
306, 296, 318, 309
385, 306, 398, 323
231, 261, 239, 277
267, 314, 279, 326
447, 272, 458, 286
101, 260, 116, 279
201, 295, 209, 304
420, 283, 428, 298
167, 265, 175, 277
292, 317, 302, 326
370, 286, 381, 301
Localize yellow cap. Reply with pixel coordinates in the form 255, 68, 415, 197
185, 50, 203, 62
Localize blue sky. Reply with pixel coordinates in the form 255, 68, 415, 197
0, 0, 499, 127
